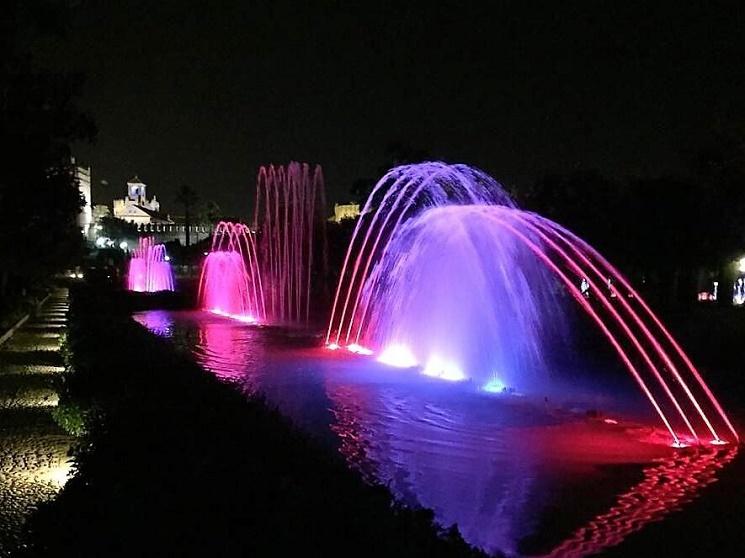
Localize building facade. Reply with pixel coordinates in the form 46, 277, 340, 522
329, 203, 361, 223
74, 162, 93, 234
113, 176, 171, 225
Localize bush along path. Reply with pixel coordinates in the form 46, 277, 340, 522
0, 288, 74, 557
21, 286, 487, 558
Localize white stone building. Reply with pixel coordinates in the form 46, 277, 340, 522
74, 163, 93, 234
113, 176, 172, 225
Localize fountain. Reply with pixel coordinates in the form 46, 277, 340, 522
126, 237, 174, 292
198, 221, 264, 322
199, 162, 327, 326
254, 162, 328, 325
327, 162, 738, 448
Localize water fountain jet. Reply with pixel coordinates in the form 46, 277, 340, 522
126, 237, 174, 292
327, 162, 738, 447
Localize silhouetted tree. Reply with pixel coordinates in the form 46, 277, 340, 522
199, 200, 221, 224
0, 0, 96, 301
176, 184, 199, 246
350, 141, 432, 203
98, 216, 138, 241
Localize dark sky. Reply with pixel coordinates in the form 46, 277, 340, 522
28, 0, 745, 218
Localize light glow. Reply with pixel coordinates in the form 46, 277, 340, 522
210, 308, 257, 324
378, 344, 417, 368
483, 379, 507, 393
423, 356, 466, 381
347, 343, 373, 355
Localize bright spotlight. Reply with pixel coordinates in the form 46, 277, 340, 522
423, 356, 466, 381
347, 343, 373, 355
378, 344, 417, 368
119, 241, 128, 250
164, 255, 171, 261
483, 379, 506, 393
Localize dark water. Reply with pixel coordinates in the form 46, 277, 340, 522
133, 310, 740, 557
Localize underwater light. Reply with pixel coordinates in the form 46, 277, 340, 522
423, 356, 466, 381
378, 344, 417, 368
347, 343, 373, 355
209, 308, 256, 323
483, 379, 507, 393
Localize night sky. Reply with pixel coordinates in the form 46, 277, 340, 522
27, 0, 745, 218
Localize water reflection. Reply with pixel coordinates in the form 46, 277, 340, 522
135, 310, 737, 557
543, 446, 738, 558
134, 310, 174, 337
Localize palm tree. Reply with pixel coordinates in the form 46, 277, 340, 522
176, 184, 199, 246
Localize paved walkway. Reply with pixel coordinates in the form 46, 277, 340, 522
0, 289, 74, 556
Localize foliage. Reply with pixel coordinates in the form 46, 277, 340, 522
350, 142, 432, 203
0, 0, 96, 301
50, 401, 87, 436
517, 155, 745, 305
97, 215, 138, 241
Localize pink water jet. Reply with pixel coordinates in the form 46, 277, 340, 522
126, 237, 174, 292
254, 162, 328, 325
199, 163, 327, 326
198, 222, 265, 322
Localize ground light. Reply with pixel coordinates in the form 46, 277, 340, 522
738, 256, 745, 274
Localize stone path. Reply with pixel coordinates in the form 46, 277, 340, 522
0, 289, 74, 556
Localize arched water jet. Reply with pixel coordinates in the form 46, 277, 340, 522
326, 162, 514, 347
327, 162, 737, 447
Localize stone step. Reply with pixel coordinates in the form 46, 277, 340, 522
0, 363, 65, 376
0, 339, 63, 353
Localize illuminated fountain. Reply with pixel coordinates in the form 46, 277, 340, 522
126, 237, 174, 292
199, 163, 327, 326
198, 221, 265, 323
327, 162, 738, 448
254, 162, 328, 325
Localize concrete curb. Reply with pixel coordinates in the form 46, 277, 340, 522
0, 293, 52, 347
